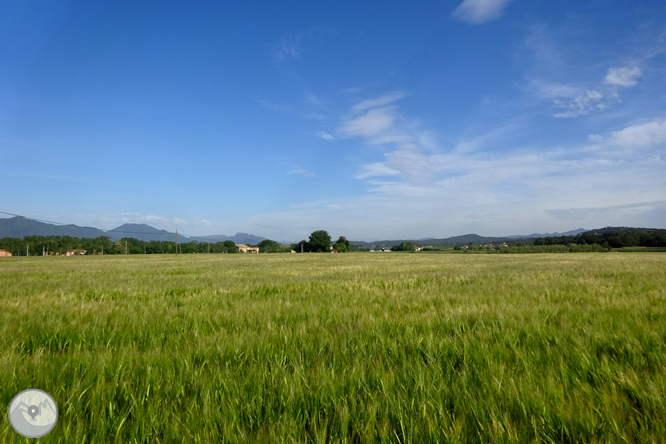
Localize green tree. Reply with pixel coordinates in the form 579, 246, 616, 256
335, 236, 350, 249
258, 239, 281, 253
334, 242, 347, 253
223, 240, 237, 253
391, 241, 417, 252
308, 230, 331, 252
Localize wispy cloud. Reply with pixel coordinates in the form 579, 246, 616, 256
339, 106, 397, 138
547, 201, 666, 221
553, 88, 617, 118
287, 167, 315, 177
273, 36, 300, 61
119, 212, 188, 226
520, 25, 647, 119
337, 91, 440, 184
352, 91, 409, 112
452, 0, 516, 24
604, 66, 642, 87
255, 98, 293, 114
355, 163, 400, 180
590, 119, 666, 149
309, 131, 336, 141
552, 65, 642, 118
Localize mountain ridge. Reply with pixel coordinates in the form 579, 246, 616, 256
2, 216, 663, 245
0, 217, 267, 244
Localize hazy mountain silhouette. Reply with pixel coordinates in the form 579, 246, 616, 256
0, 217, 266, 244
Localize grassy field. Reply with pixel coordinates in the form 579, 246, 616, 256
1, 253, 665, 443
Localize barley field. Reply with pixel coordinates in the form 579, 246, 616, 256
1, 253, 665, 443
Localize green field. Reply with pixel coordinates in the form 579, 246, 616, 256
1, 253, 665, 443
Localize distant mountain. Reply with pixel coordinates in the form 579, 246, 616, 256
585, 226, 664, 234
351, 234, 511, 248
0, 216, 269, 244
507, 228, 587, 239
106, 224, 179, 242
191, 233, 267, 244
0, 216, 106, 239
351, 229, 590, 248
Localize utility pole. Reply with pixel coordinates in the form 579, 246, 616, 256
101, 244, 103, 255
27, 245, 29, 257
176, 229, 178, 256
43, 245, 45, 256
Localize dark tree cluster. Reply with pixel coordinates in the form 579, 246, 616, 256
391, 241, 418, 252
0, 235, 245, 255
532, 230, 666, 249
290, 231, 353, 253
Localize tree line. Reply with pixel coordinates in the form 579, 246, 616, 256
0, 230, 362, 256
531, 230, 666, 248
289, 231, 365, 252
0, 235, 246, 256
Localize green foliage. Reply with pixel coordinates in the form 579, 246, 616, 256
257, 239, 281, 253
335, 235, 350, 249
333, 242, 346, 252
308, 230, 332, 252
532, 229, 666, 248
391, 241, 418, 251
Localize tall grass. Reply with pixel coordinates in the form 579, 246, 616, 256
1, 253, 665, 442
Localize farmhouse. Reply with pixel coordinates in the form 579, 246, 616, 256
235, 244, 259, 253
65, 249, 87, 256
0, 249, 12, 257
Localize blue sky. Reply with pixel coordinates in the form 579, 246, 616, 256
1, 0, 665, 241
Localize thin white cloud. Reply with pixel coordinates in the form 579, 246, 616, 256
273, 36, 300, 61
311, 131, 335, 141
255, 98, 292, 114
254, 87, 666, 239
527, 79, 580, 100
552, 65, 642, 118
553, 89, 617, 118
520, 26, 646, 119
352, 91, 408, 112
603, 119, 666, 148
547, 201, 666, 220
119, 213, 189, 227
337, 92, 440, 185
339, 106, 397, 138
452, 0, 515, 24
287, 167, 315, 177
604, 66, 642, 87
355, 163, 400, 180
304, 93, 322, 107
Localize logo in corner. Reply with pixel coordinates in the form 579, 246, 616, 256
8, 389, 59, 438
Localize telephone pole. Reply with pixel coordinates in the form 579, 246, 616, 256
176, 229, 178, 256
